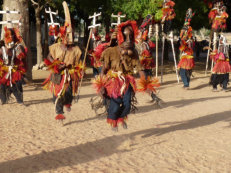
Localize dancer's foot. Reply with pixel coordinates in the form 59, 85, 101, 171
151, 93, 162, 106
221, 88, 229, 92
212, 88, 218, 92
55, 114, 66, 120
122, 122, 128, 129
0, 101, 6, 105
111, 126, 118, 132
64, 104, 71, 112
18, 102, 26, 107
17, 101, 24, 105
183, 86, 190, 90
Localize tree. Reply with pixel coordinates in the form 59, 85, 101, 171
110, 0, 163, 24
174, 0, 210, 30
30, 0, 45, 69
70, 0, 108, 44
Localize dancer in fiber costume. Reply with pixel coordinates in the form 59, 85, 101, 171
178, 8, 195, 89
93, 21, 160, 131
210, 35, 231, 91
43, 1, 84, 121
0, 26, 27, 104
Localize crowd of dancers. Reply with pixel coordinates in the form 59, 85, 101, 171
0, 0, 230, 131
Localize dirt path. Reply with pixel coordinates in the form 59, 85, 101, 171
0, 69, 231, 173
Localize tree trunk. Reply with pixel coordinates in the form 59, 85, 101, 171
20, 0, 32, 80
78, 24, 81, 38
84, 18, 90, 46
35, 7, 43, 66
1, 0, 6, 39
43, 10, 48, 58
164, 39, 169, 61
2, 0, 32, 80
105, 16, 110, 34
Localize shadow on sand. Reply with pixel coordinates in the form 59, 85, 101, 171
137, 95, 231, 114
0, 110, 230, 173
23, 93, 97, 106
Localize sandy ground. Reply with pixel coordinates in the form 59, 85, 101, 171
0, 66, 231, 173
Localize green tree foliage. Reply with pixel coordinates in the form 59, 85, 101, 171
174, 0, 210, 30
50, 0, 214, 30
35, 0, 229, 40
110, 0, 163, 23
